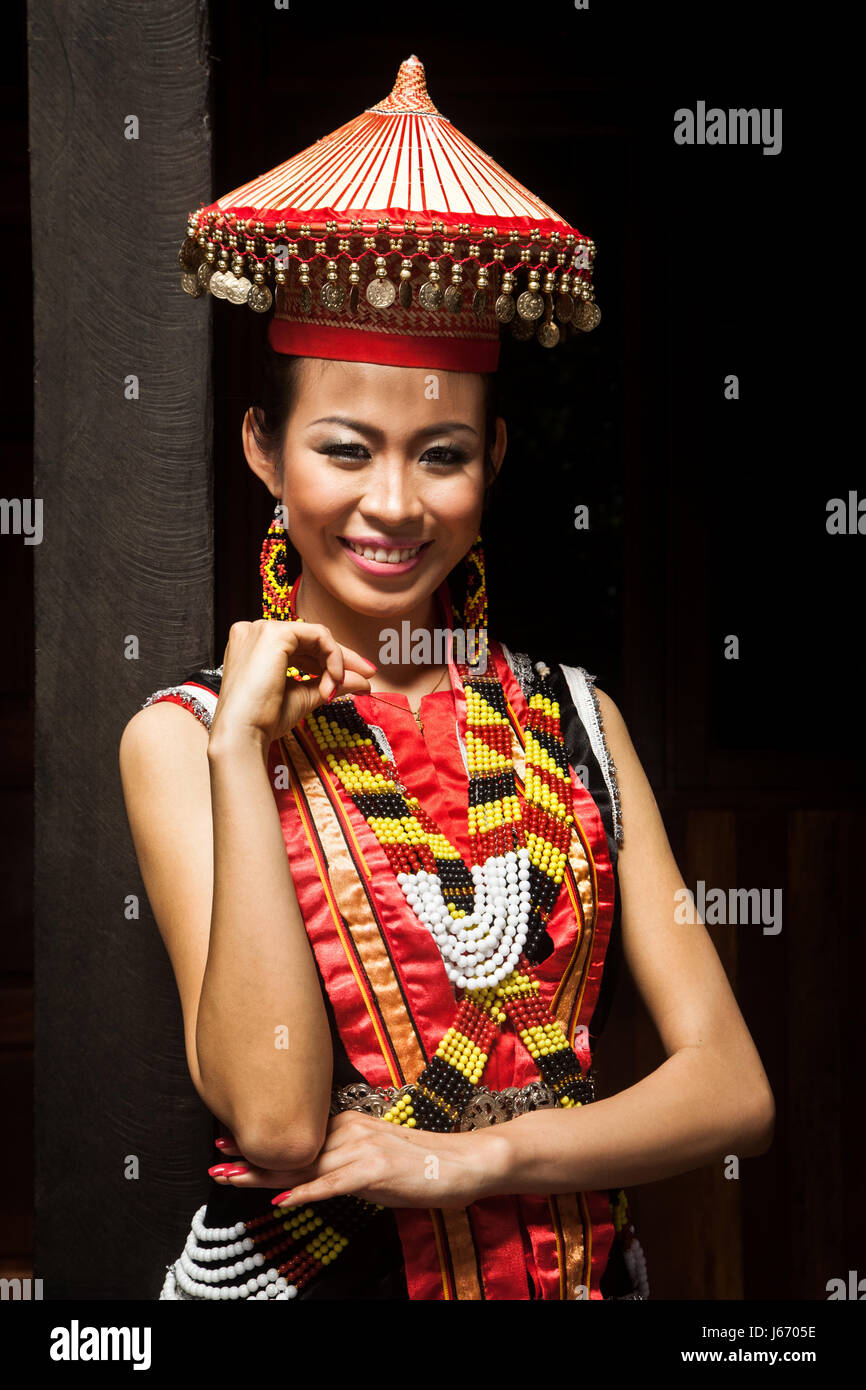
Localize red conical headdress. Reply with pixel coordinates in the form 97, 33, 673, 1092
178, 55, 600, 370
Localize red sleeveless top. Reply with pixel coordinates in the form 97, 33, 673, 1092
143, 639, 640, 1300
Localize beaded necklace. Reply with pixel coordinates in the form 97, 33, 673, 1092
306, 666, 595, 1131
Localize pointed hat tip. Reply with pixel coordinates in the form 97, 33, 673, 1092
369, 53, 440, 115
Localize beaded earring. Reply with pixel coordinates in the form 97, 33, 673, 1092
260, 501, 291, 619
459, 532, 488, 631
260, 502, 313, 681
452, 531, 488, 672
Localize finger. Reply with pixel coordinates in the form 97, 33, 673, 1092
213, 1133, 242, 1157
335, 645, 379, 676
271, 1162, 364, 1208
277, 626, 377, 681
318, 636, 344, 704
208, 1162, 308, 1190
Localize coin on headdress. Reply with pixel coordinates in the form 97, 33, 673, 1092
348, 284, 360, 313
573, 300, 601, 332
419, 280, 443, 310
321, 281, 347, 311
537, 319, 560, 348
555, 291, 574, 323
473, 288, 488, 317
178, 237, 201, 271
197, 260, 214, 288
366, 277, 396, 308
226, 275, 252, 305
248, 283, 273, 313
209, 271, 228, 299
495, 293, 515, 323
444, 285, 464, 314
300, 284, 313, 314
516, 290, 544, 321
181, 270, 203, 297
398, 278, 413, 309
511, 316, 535, 339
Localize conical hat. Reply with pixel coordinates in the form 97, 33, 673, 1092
177, 55, 600, 369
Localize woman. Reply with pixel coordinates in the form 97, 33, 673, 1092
120, 56, 774, 1301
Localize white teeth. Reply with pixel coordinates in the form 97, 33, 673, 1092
346, 540, 423, 564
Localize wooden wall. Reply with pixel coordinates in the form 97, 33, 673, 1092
25, 0, 213, 1297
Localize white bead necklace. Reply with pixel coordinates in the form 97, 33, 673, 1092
396, 846, 532, 991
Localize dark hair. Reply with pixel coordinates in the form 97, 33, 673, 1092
249, 342, 503, 507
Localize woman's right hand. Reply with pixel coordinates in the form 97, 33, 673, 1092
208, 618, 377, 752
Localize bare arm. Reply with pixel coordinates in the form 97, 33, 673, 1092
119, 618, 374, 1172
119, 701, 333, 1170
484, 686, 775, 1196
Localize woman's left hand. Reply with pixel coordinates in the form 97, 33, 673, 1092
208, 1111, 510, 1210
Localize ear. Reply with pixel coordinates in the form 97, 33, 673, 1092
242, 407, 282, 499
489, 416, 507, 480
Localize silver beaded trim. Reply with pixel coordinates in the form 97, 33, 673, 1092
140, 685, 215, 731
623, 1231, 650, 1300
500, 643, 536, 700
329, 1076, 595, 1128
558, 664, 623, 847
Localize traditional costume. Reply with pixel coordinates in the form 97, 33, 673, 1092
145, 55, 648, 1300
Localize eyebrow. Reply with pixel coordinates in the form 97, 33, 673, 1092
306, 415, 478, 439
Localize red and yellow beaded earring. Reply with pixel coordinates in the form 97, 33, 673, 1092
461, 532, 488, 630
260, 501, 313, 680
260, 501, 292, 619
456, 532, 489, 671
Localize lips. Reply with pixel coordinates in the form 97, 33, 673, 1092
339, 537, 431, 565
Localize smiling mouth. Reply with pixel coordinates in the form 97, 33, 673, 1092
339, 537, 432, 564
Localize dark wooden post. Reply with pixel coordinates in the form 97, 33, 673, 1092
29, 0, 213, 1296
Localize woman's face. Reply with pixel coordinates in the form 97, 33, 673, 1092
253, 358, 504, 623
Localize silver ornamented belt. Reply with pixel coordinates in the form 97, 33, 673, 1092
330, 1074, 596, 1130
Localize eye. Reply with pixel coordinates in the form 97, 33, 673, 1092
421, 447, 468, 466
321, 442, 370, 460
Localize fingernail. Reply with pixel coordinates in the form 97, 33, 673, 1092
214, 1138, 231, 1149
208, 1164, 227, 1176
222, 1164, 249, 1177
326, 689, 336, 703
271, 1191, 293, 1205
363, 659, 378, 670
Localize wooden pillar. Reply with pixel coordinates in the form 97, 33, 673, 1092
29, 0, 212, 1296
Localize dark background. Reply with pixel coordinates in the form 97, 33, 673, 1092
5, 0, 863, 1302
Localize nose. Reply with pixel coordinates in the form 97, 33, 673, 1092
360, 455, 424, 528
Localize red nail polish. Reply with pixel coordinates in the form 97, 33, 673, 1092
214, 1137, 231, 1149
271, 1190, 293, 1205
223, 1164, 249, 1177
208, 1164, 227, 1176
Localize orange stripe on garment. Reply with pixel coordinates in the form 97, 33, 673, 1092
440, 1207, 484, 1300
281, 735, 405, 1087
558, 820, 600, 1045
430, 1210, 457, 1300
313, 754, 375, 882
545, 1195, 568, 1300
553, 1190, 590, 1299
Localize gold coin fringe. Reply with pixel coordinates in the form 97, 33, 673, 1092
178, 212, 601, 345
